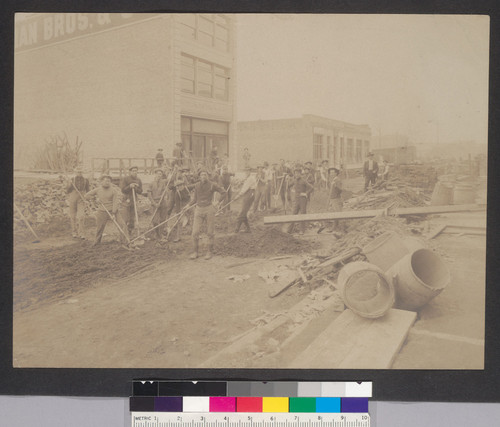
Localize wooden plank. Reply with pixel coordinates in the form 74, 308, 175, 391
289, 308, 417, 369
268, 269, 301, 298
264, 209, 384, 224
428, 224, 447, 239
263, 204, 486, 225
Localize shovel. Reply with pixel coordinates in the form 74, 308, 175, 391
14, 203, 40, 243
281, 179, 292, 233
132, 187, 145, 246
215, 193, 242, 216
131, 203, 196, 244
97, 200, 133, 248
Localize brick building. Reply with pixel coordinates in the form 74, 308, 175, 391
237, 114, 371, 169
14, 13, 237, 169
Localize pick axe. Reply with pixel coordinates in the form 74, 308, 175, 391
14, 203, 40, 243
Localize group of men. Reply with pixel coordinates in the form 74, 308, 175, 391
66, 149, 386, 257
155, 144, 231, 175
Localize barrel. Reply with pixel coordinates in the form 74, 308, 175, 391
362, 232, 410, 272
430, 181, 454, 205
337, 261, 395, 319
387, 248, 450, 311
453, 183, 476, 205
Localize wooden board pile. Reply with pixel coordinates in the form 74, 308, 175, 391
392, 164, 438, 190
266, 215, 430, 298
344, 187, 427, 211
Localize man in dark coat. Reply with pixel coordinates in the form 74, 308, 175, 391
120, 166, 143, 234
363, 152, 379, 191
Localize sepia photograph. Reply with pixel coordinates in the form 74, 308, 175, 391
13, 13, 488, 370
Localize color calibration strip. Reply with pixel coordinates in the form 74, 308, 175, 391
130, 396, 369, 413
132, 381, 372, 398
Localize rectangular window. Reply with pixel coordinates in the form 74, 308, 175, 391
197, 60, 213, 97
215, 24, 228, 50
356, 139, 363, 163
340, 137, 344, 162
333, 136, 338, 164
347, 138, 354, 163
327, 136, 331, 160
182, 116, 229, 163
178, 14, 196, 39
181, 55, 195, 94
313, 134, 323, 161
214, 66, 228, 100
177, 14, 230, 51
181, 54, 229, 100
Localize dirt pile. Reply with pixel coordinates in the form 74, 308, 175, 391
215, 227, 318, 258
13, 240, 175, 311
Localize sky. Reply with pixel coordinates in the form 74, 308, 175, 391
236, 14, 490, 145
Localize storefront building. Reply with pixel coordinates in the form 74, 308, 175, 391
237, 114, 371, 169
14, 13, 237, 170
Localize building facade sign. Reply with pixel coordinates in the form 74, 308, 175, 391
15, 13, 160, 52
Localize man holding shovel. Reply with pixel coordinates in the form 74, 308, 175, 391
85, 175, 130, 248
65, 166, 90, 239
121, 166, 143, 236
188, 170, 226, 260
234, 166, 256, 234
148, 168, 168, 241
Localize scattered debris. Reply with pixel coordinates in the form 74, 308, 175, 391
226, 274, 251, 283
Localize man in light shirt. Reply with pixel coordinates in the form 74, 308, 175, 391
235, 167, 256, 233
363, 152, 379, 191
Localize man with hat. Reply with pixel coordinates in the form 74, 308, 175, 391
120, 165, 143, 235
252, 164, 266, 213
288, 167, 314, 235
363, 152, 379, 191
326, 167, 344, 232
303, 162, 316, 201
148, 168, 168, 240
235, 166, 256, 233
319, 160, 329, 189
218, 164, 234, 212
276, 158, 292, 210
155, 148, 165, 168
65, 166, 90, 239
167, 166, 193, 242
188, 170, 226, 260
85, 174, 130, 248
173, 142, 186, 167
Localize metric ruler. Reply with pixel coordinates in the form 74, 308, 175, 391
131, 412, 370, 427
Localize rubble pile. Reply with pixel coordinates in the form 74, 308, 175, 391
215, 226, 318, 258
15, 179, 74, 230
14, 177, 156, 234
391, 164, 438, 190
14, 178, 101, 232
345, 186, 427, 211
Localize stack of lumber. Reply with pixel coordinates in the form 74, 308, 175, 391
345, 187, 427, 211
393, 164, 438, 190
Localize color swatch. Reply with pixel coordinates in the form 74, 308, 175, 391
132, 381, 371, 398
130, 381, 370, 414
130, 396, 367, 413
